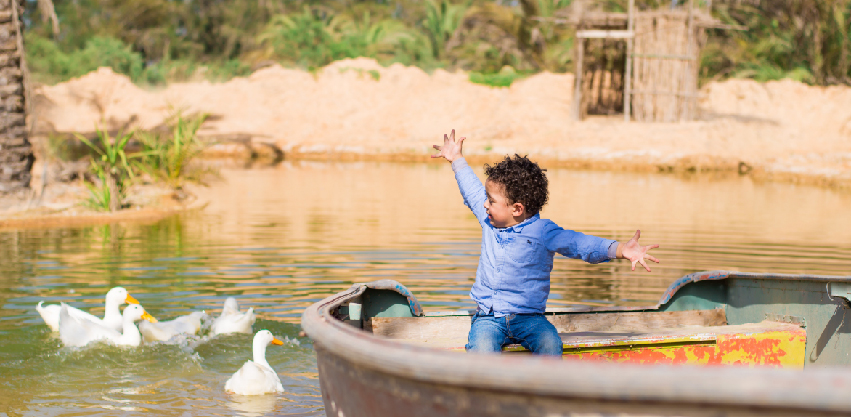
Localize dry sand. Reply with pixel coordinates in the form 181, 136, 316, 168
33, 57, 851, 188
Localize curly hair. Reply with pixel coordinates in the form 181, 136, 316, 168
484, 154, 549, 215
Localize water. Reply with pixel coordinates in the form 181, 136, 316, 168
2, 161, 851, 416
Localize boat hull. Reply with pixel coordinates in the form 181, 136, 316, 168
303, 273, 851, 417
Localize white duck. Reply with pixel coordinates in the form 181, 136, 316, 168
211, 297, 256, 335
225, 330, 285, 395
36, 287, 138, 332
138, 311, 207, 342
58, 303, 158, 347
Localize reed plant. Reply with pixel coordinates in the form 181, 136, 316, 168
75, 128, 136, 212
133, 113, 212, 190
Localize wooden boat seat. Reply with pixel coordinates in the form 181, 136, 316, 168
369, 308, 730, 349
369, 309, 807, 367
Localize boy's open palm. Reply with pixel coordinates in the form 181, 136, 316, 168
432, 129, 465, 162
621, 230, 660, 272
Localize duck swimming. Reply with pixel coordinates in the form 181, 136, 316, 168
224, 330, 285, 395
36, 287, 138, 332
58, 303, 157, 347
138, 311, 207, 342
211, 297, 256, 335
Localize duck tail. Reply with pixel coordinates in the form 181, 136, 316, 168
246, 307, 257, 325
36, 301, 47, 317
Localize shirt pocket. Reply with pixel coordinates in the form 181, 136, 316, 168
505, 236, 545, 267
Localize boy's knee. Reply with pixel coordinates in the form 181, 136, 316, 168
534, 332, 563, 356
466, 334, 503, 353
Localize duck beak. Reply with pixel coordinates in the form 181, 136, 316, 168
126, 294, 139, 304
271, 338, 284, 345
141, 311, 158, 323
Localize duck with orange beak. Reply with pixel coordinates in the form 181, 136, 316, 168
58, 303, 158, 347
36, 287, 139, 332
225, 330, 286, 395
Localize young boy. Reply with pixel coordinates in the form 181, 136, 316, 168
432, 129, 660, 355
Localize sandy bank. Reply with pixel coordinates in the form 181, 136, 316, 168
34, 58, 851, 188
0, 182, 206, 231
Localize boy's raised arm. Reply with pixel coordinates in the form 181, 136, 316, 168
432, 130, 488, 225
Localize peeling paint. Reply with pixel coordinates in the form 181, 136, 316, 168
559, 327, 806, 368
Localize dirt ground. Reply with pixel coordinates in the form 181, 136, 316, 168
7, 58, 850, 225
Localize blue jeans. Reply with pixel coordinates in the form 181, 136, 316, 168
465, 311, 563, 356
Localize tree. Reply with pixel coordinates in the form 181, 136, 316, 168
0, 0, 37, 193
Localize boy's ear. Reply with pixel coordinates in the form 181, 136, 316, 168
511, 202, 525, 217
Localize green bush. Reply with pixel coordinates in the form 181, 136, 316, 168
28, 35, 147, 83
469, 66, 527, 87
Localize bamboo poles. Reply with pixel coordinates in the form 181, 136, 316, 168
573, 1, 707, 122
623, 0, 634, 122
630, 5, 701, 122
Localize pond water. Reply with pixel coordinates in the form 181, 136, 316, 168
2, 161, 851, 416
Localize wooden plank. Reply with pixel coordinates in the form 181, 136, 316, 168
576, 30, 634, 39
371, 309, 727, 341
572, 38, 584, 121
623, 0, 634, 122
549, 308, 726, 333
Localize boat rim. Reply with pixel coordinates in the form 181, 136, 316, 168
302, 270, 851, 413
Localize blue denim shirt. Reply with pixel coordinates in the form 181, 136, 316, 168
452, 158, 617, 317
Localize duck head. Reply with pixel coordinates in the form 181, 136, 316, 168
123, 304, 158, 323
106, 287, 139, 305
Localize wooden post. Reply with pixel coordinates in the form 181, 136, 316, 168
573, 37, 584, 121
683, 0, 695, 121
623, 0, 634, 122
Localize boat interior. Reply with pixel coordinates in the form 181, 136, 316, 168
328, 271, 851, 367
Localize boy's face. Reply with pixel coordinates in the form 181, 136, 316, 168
484, 180, 525, 228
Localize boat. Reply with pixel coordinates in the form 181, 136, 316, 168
301, 271, 851, 416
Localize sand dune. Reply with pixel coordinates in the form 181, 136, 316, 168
33, 57, 851, 186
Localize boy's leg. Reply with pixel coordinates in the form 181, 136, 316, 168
465, 312, 509, 353
508, 314, 563, 356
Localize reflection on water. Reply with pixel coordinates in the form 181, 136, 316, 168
2, 161, 851, 415
228, 394, 281, 417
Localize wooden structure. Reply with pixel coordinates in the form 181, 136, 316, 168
0, 0, 31, 193
572, 0, 715, 122
302, 271, 851, 417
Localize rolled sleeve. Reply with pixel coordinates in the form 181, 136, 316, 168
607, 241, 619, 260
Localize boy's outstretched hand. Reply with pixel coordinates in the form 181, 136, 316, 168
620, 230, 660, 272
432, 129, 465, 162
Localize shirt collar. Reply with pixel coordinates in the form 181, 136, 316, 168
502, 214, 540, 233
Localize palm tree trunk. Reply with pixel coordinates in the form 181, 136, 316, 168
0, 0, 32, 193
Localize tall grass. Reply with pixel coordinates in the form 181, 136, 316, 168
134, 114, 212, 189
423, 0, 470, 60
75, 128, 136, 212
255, 8, 429, 69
